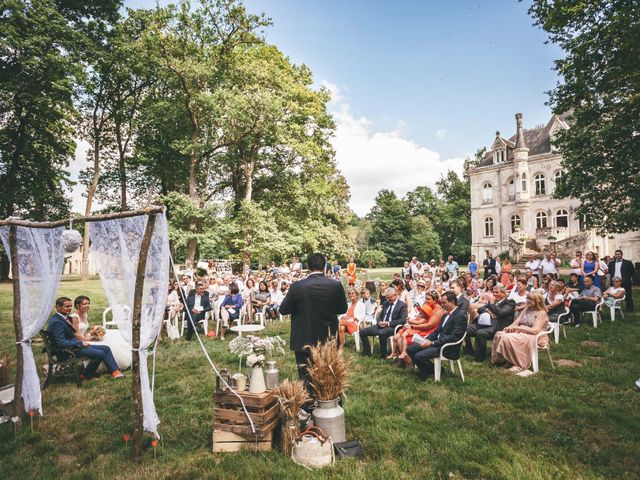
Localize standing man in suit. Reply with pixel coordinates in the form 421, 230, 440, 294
185, 281, 212, 340
359, 287, 407, 358
483, 252, 496, 280
465, 284, 516, 361
279, 253, 348, 387
47, 297, 124, 380
406, 292, 467, 379
608, 250, 634, 312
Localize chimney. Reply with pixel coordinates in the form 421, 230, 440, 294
514, 113, 527, 149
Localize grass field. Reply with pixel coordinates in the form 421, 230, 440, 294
0, 276, 639, 479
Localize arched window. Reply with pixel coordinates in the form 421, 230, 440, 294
507, 178, 516, 201
555, 209, 569, 228
521, 172, 527, 192
510, 214, 521, 233
536, 211, 548, 229
484, 217, 494, 237
554, 170, 563, 181
534, 173, 546, 195
482, 183, 493, 204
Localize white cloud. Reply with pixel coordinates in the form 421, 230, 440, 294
325, 83, 464, 216
436, 128, 447, 140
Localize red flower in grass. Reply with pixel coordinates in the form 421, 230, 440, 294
151, 439, 158, 447
123, 434, 130, 442
28, 410, 36, 417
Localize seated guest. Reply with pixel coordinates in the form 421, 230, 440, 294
565, 273, 583, 297
359, 287, 407, 358
602, 276, 626, 308
544, 280, 566, 323
491, 292, 549, 373
405, 292, 467, 379
266, 280, 283, 320
508, 279, 529, 312
219, 283, 243, 339
451, 281, 470, 316
47, 297, 124, 380
524, 268, 538, 291
394, 291, 444, 364
338, 288, 366, 347
252, 281, 271, 322
410, 280, 427, 310
391, 279, 413, 319
569, 275, 601, 327
185, 281, 212, 340
465, 284, 516, 362
359, 288, 378, 324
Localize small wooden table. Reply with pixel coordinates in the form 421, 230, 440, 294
230, 324, 265, 337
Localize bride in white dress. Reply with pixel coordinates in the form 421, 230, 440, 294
71, 295, 132, 371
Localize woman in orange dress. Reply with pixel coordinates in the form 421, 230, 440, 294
338, 288, 364, 347
500, 257, 512, 287
346, 258, 357, 287
390, 292, 445, 363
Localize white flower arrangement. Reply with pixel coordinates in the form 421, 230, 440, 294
228, 335, 286, 368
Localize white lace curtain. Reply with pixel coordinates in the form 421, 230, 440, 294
0, 226, 65, 415
89, 213, 169, 435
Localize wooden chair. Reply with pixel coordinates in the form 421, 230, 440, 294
40, 330, 83, 389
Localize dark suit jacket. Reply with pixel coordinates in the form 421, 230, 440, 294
46, 313, 82, 350
378, 300, 407, 329
426, 307, 467, 358
483, 258, 496, 279
456, 295, 470, 316
478, 297, 516, 331
608, 259, 634, 286
279, 273, 348, 351
185, 291, 212, 321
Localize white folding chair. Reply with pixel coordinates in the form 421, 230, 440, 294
102, 305, 130, 329
531, 323, 555, 373
551, 307, 570, 344
584, 300, 605, 328
606, 296, 625, 322
254, 306, 268, 326
434, 332, 467, 382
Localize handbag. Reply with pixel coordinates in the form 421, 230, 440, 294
333, 439, 364, 458
291, 426, 334, 469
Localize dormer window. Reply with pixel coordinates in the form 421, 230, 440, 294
493, 149, 505, 164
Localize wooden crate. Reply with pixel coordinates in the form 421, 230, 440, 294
213, 390, 280, 438
212, 429, 272, 453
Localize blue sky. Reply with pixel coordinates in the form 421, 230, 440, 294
113, 0, 563, 215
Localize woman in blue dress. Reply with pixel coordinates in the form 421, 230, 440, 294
582, 251, 601, 289
219, 283, 244, 340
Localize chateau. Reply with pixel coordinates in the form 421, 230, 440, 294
469, 113, 640, 262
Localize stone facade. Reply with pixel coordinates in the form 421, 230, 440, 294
469, 113, 640, 262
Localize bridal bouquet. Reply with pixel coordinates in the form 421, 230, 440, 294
228, 335, 285, 368
88, 326, 106, 341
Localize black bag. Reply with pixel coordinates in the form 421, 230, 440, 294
333, 439, 364, 458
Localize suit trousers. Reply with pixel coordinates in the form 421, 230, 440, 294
623, 283, 634, 312
294, 350, 313, 395
569, 299, 597, 325
78, 345, 119, 378
406, 343, 440, 379
465, 323, 496, 361
359, 325, 394, 358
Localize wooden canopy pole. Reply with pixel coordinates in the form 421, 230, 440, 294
131, 213, 156, 461
0, 206, 164, 229
8, 226, 24, 431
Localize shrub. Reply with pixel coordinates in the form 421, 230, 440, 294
359, 249, 387, 268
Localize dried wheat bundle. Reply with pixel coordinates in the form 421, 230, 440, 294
306, 337, 350, 401
274, 379, 310, 456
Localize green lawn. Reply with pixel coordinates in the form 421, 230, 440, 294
0, 278, 639, 479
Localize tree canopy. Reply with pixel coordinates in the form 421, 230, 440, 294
529, 0, 640, 233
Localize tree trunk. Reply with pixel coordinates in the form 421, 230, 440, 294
9, 226, 24, 431
131, 214, 156, 461
186, 122, 200, 268
115, 119, 128, 211
81, 141, 100, 280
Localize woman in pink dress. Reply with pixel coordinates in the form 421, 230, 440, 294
491, 291, 549, 373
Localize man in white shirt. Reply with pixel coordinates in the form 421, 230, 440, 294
445, 255, 459, 281
409, 257, 421, 277
540, 253, 558, 278
360, 288, 378, 324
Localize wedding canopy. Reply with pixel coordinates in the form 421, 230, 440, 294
1, 207, 168, 458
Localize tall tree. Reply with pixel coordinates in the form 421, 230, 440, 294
367, 190, 413, 266
433, 170, 471, 261
529, 0, 640, 232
